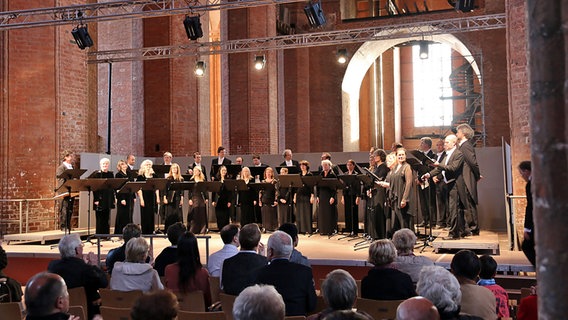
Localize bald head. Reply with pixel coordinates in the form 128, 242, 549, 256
25, 272, 69, 317
396, 296, 440, 320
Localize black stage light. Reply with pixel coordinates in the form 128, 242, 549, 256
71, 25, 93, 50
254, 55, 266, 70
337, 49, 348, 64
419, 41, 429, 59
304, 1, 326, 28
184, 16, 203, 40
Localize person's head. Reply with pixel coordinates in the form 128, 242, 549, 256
167, 222, 187, 246
0, 245, 8, 271
321, 269, 357, 311
123, 223, 142, 243
193, 152, 201, 163
392, 228, 417, 255
138, 159, 154, 176
233, 284, 285, 320
420, 137, 433, 151
25, 272, 69, 317
163, 152, 173, 164
416, 266, 461, 314
127, 154, 136, 166
372, 149, 387, 164
177, 231, 201, 266
58, 233, 83, 259
396, 296, 440, 320
192, 166, 205, 182
456, 124, 474, 140
391, 142, 404, 152
321, 159, 332, 171
300, 160, 310, 172
346, 159, 356, 172
278, 223, 299, 247
264, 167, 275, 180
386, 153, 397, 169
267, 231, 293, 260
239, 223, 262, 251
367, 239, 397, 266
131, 290, 178, 320
518, 161, 531, 182
235, 157, 244, 165
240, 167, 252, 180
220, 224, 240, 246
217, 146, 226, 157
450, 250, 480, 281
396, 148, 407, 164
479, 254, 498, 280
99, 157, 110, 172
252, 154, 261, 166
444, 135, 458, 151
321, 152, 332, 161
117, 159, 128, 173
280, 167, 288, 175
125, 237, 149, 263
62, 150, 75, 164
282, 149, 292, 161
168, 163, 182, 180
324, 310, 374, 320
435, 139, 444, 153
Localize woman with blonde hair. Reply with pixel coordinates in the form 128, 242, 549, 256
137, 159, 160, 234
212, 166, 232, 229
239, 167, 257, 226
260, 167, 278, 231
115, 159, 133, 234
164, 163, 184, 232
188, 166, 208, 234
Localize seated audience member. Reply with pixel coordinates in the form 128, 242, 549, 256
164, 231, 212, 307
110, 237, 163, 292
130, 290, 179, 320
233, 284, 285, 320
24, 272, 76, 320
105, 223, 143, 274
308, 269, 357, 320
478, 255, 510, 319
255, 230, 317, 316
451, 250, 496, 320
48, 234, 108, 319
417, 266, 482, 320
278, 223, 310, 267
391, 228, 434, 283
517, 286, 537, 320
361, 239, 415, 300
323, 310, 374, 320
0, 245, 23, 305
221, 223, 267, 295
207, 224, 240, 277
154, 223, 187, 276
396, 296, 440, 320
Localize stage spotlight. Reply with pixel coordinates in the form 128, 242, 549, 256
419, 41, 429, 59
183, 15, 203, 40
337, 49, 348, 64
194, 61, 206, 77
254, 55, 265, 70
447, 0, 475, 12
304, 1, 326, 28
71, 24, 93, 50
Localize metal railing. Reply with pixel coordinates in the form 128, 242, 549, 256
0, 195, 63, 234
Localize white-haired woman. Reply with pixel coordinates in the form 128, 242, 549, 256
137, 159, 160, 234
391, 228, 434, 283
93, 157, 115, 235
110, 237, 163, 292
316, 159, 338, 235
187, 166, 208, 234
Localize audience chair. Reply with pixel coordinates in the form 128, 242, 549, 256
99, 306, 131, 320
219, 293, 237, 320
355, 298, 404, 320
209, 276, 221, 304
99, 288, 143, 308
68, 287, 89, 317
0, 302, 22, 320
356, 279, 362, 297
68, 305, 87, 320
177, 310, 225, 320
308, 295, 326, 316
285, 316, 307, 320
176, 290, 206, 312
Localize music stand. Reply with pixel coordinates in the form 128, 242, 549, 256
249, 166, 267, 181
55, 169, 86, 233
222, 179, 247, 211
276, 166, 300, 175
218, 164, 242, 180
408, 150, 437, 246
277, 174, 301, 222
60, 178, 106, 243
57, 169, 87, 182
152, 165, 171, 178
144, 178, 169, 234
337, 175, 361, 240
318, 178, 343, 239
87, 170, 114, 179
301, 176, 322, 236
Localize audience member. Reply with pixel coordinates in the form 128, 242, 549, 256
416, 266, 482, 320
391, 228, 434, 283
451, 250, 496, 319
110, 237, 163, 292
0, 245, 23, 305
221, 223, 267, 295
47, 234, 108, 319
130, 290, 178, 320
164, 231, 211, 308
323, 310, 374, 320
154, 223, 187, 276
24, 272, 77, 320
396, 296, 440, 320
233, 284, 285, 320
207, 224, 240, 277
361, 239, 415, 300
255, 230, 317, 316
278, 223, 310, 267
308, 269, 357, 320
517, 286, 537, 320
478, 255, 509, 319
105, 223, 143, 274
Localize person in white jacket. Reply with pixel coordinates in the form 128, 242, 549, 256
110, 237, 164, 292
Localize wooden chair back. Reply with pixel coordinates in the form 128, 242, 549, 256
99, 288, 143, 308
219, 293, 237, 320
176, 290, 206, 312
209, 276, 221, 304
68, 305, 87, 320
68, 287, 89, 317
177, 310, 225, 320
0, 302, 22, 320
355, 298, 404, 320
520, 287, 532, 301
99, 306, 131, 320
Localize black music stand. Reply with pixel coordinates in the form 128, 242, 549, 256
408, 150, 437, 246
60, 178, 106, 243
57, 169, 87, 182
301, 175, 322, 235
215, 164, 242, 180
338, 174, 361, 240
152, 165, 171, 178
87, 170, 114, 179
203, 181, 222, 231
144, 178, 169, 234
249, 166, 267, 181
55, 169, 87, 234
223, 179, 248, 212
318, 178, 343, 239
276, 166, 300, 175
278, 174, 302, 222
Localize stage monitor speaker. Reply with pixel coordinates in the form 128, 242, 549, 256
304, 1, 326, 28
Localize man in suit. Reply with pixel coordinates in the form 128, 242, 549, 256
55, 150, 75, 232
255, 230, 317, 316
422, 135, 467, 240
433, 139, 449, 228
252, 154, 267, 168
416, 137, 437, 228
519, 161, 535, 266
187, 151, 208, 181
280, 149, 300, 168
456, 124, 481, 235
221, 223, 267, 295
211, 146, 232, 180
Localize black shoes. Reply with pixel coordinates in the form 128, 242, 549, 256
442, 236, 460, 240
